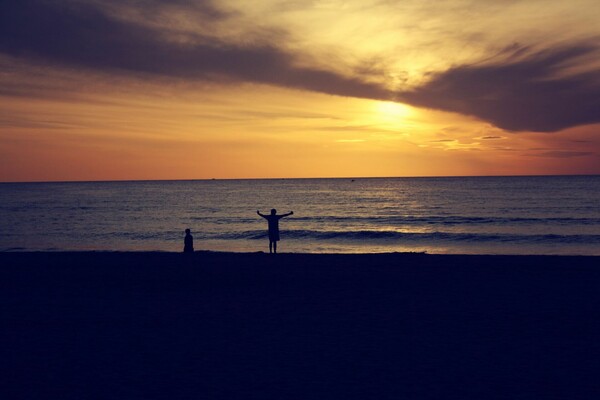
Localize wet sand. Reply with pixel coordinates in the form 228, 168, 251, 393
2, 251, 599, 399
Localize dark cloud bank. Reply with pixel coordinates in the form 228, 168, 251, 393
0, 0, 389, 99
1, 0, 598, 132
403, 46, 600, 132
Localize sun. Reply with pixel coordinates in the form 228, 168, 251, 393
371, 101, 413, 125
366, 101, 414, 129
375, 101, 411, 118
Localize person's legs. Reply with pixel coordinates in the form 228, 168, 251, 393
269, 241, 273, 254
273, 241, 277, 254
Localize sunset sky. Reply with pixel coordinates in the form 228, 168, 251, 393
1, 0, 599, 181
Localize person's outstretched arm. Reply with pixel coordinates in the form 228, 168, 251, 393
257, 210, 266, 218
281, 211, 294, 218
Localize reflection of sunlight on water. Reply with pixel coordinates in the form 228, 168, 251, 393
198, 239, 599, 256
199, 239, 431, 255
380, 226, 437, 234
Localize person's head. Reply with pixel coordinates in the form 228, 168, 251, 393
271, 208, 277, 215
185, 228, 191, 235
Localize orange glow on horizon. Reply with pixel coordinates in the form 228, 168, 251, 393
1, 83, 598, 182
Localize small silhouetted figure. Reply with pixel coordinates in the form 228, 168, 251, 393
257, 209, 293, 254
183, 229, 194, 253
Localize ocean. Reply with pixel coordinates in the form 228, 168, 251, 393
1, 176, 599, 255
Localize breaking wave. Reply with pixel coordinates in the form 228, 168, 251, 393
210, 229, 600, 244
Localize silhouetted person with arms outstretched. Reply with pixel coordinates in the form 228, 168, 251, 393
183, 229, 194, 253
257, 209, 293, 254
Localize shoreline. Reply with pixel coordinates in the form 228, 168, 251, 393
8, 248, 598, 254
2, 250, 599, 264
3, 249, 600, 256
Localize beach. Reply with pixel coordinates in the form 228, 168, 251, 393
2, 251, 599, 399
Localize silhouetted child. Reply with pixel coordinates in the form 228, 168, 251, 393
183, 229, 194, 253
257, 209, 293, 254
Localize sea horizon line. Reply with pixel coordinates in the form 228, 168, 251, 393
1, 173, 599, 185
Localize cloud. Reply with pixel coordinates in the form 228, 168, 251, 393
1, 1, 598, 134
529, 150, 594, 158
0, 0, 391, 101
571, 139, 592, 143
401, 45, 600, 132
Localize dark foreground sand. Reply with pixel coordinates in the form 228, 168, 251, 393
1, 252, 599, 399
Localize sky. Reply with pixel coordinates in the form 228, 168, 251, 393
0, 0, 599, 181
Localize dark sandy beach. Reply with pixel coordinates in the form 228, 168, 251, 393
1, 252, 599, 399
